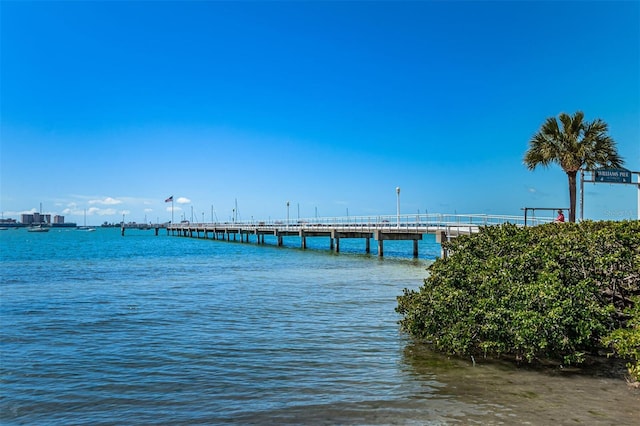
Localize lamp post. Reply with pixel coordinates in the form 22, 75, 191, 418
396, 186, 401, 228
286, 201, 290, 229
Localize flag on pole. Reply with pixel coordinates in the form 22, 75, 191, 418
165, 196, 174, 203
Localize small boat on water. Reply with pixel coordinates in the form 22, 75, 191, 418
77, 209, 96, 232
27, 225, 50, 233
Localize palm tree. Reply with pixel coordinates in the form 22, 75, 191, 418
524, 111, 623, 222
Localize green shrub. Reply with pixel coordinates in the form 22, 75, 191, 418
602, 296, 640, 383
397, 221, 640, 366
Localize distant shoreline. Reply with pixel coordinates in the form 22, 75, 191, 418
0, 223, 77, 228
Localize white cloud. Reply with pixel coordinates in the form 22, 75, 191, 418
62, 206, 118, 216
167, 206, 183, 212
88, 208, 119, 216
4, 208, 38, 217
89, 197, 122, 205
98, 208, 118, 216
144, 208, 153, 213
176, 197, 191, 204
528, 187, 537, 193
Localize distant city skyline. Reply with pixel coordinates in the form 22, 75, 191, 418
2, 1, 638, 225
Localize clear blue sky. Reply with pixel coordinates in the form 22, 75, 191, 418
1, 0, 639, 225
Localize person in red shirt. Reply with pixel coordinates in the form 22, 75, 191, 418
555, 209, 565, 223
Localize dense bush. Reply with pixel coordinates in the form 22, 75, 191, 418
602, 296, 640, 383
397, 221, 640, 371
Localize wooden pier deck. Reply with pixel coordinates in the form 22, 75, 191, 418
163, 214, 553, 258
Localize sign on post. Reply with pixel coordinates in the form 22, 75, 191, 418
594, 168, 632, 184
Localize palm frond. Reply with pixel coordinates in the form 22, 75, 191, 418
540, 116, 561, 140
524, 129, 560, 170
570, 111, 585, 138
581, 118, 624, 169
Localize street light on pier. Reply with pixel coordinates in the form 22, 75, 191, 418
396, 186, 401, 228
286, 201, 290, 229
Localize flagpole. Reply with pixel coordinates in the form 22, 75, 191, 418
172, 199, 174, 224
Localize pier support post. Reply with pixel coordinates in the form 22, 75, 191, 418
155, 227, 159, 236
335, 237, 340, 253
378, 240, 384, 257
365, 237, 370, 254
413, 240, 419, 258
277, 234, 283, 246
121, 226, 125, 236
330, 238, 334, 250
435, 230, 448, 259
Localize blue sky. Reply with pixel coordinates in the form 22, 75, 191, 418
1, 0, 639, 225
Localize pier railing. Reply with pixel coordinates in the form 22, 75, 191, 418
165, 213, 556, 258
170, 213, 554, 231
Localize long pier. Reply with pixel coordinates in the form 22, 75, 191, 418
165, 213, 553, 258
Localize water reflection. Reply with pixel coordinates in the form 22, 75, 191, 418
402, 343, 640, 425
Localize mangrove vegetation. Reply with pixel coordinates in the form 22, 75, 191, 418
397, 221, 640, 384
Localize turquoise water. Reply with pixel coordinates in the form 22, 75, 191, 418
1, 228, 638, 425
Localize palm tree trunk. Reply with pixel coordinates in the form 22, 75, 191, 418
567, 171, 577, 222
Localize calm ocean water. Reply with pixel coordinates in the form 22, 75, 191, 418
1, 228, 638, 425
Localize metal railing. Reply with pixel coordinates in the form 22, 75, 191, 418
169, 213, 556, 232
